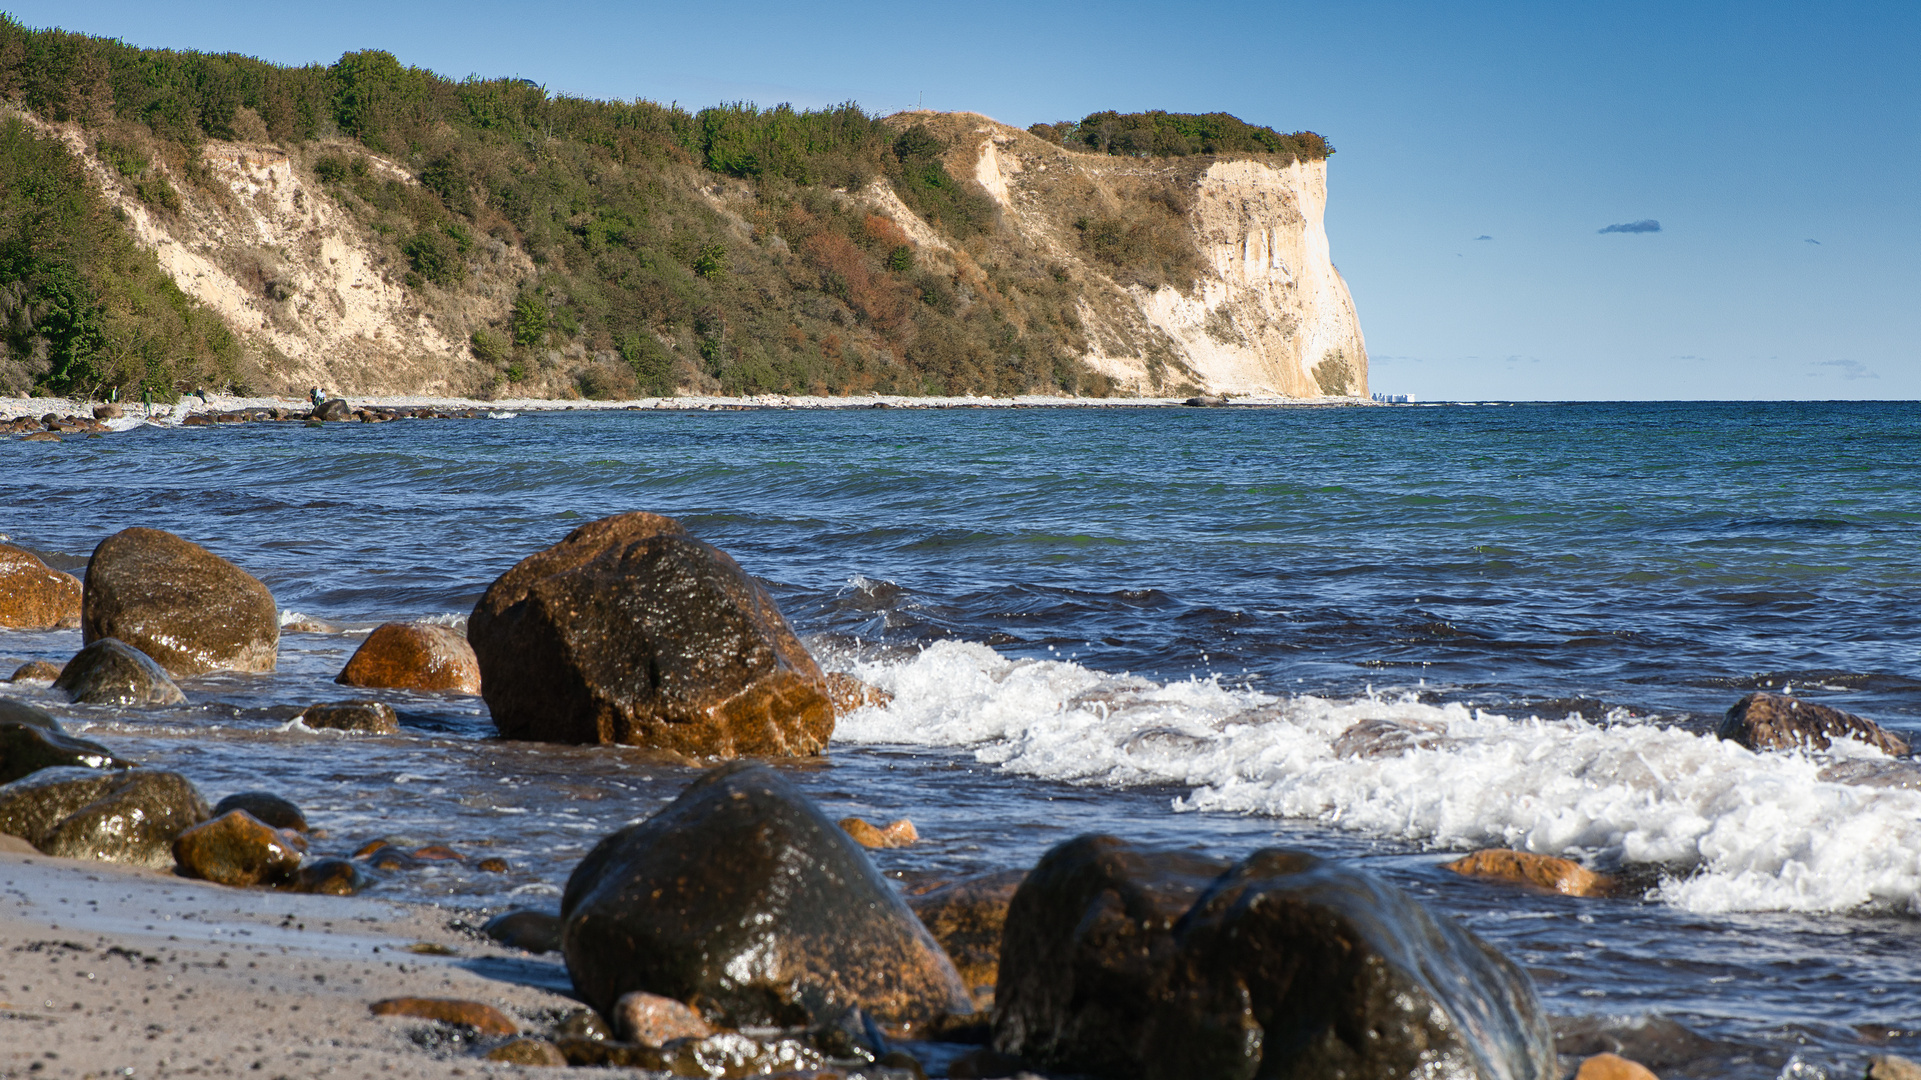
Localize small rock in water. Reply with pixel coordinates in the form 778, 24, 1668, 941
561, 761, 971, 1028
476, 856, 509, 872
81, 527, 279, 676
0, 544, 83, 630
369, 996, 517, 1036
1442, 849, 1617, 897
612, 991, 714, 1047
0, 720, 132, 784
1719, 692, 1908, 756
1577, 1053, 1661, 1080
0, 766, 209, 868
1869, 1055, 1921, 1080
290, 858, 369, 895
6, 660, 64, 683
54, 638, 188, 706
907, 870, 1028, 1011
483, 909, 562, 953
824, 670, 893, 715
412, 843, 463, 861
213, 791, 308, 832
173, 809, 304, 887
336, 622, 481, 694
299, 700, 399, 734
468, 511, 833, 756
839, 816, 919, 848
486, 1038, 568, 1066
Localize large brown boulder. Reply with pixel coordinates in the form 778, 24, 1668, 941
0, 544, 82, 629
1718, 692, 1908, 756
560, 761, 972, 1029
993, 837, 1558, 1080
337, 622, 481, 693
173, 809, 304, 886
469, 512, 832, 756
54, 638, 187, 706
82, 527, 278, 676
0, 766, 209, 867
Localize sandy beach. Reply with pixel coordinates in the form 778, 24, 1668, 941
0, 847, 581, 1078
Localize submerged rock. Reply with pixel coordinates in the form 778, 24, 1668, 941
0, 766, 209, 867
907, 870, 1028, 1011
0, 544, 82, 629
336, 622, 481, 693
1869, 1056, 1921, 1080
7, 660, 64, 683
1719, 692, 1908, 756
212, 791, 308, 832
54, 638, 187, 706
993, 836, 1557, 1080
1443, 849, 1617, 897
840, 816, 919, 848
173, 809, 304, 887
299, 700, 399, 734
82, 527, 278, 676
561, 761, 971, 1029
469, 512, 833, 756
0, 720, 132, 784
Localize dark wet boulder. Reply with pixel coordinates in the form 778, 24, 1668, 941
314, 398, 352, 421
0, 544, 82, 629
907, 870, 1028, 1011
561, 761, 971, 1029
991, 836, 1232, 1076
290, 858, 370, 895
0, 698, 61, 730
54, 638, 187, 706
299, 700, 399, 734
173, 809, 304, 886
0, 766, 209, 867
483, 909, 562, 953
992, 837, 1557, 1080
469, 512, 833, 756
7, 660, 64, 683
1719, 692, 1908, 756
336, 622, 482, 693
0, 720, 132, 784
82, 527, 278, 676
212, 791, 308, 832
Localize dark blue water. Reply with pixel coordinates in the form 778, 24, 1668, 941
4, 400, 1920, 1077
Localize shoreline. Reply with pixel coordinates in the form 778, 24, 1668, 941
0, 848, 577, 1077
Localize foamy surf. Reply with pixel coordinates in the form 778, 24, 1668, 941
834, 641, 1921, 917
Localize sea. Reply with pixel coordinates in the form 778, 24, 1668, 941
2, 400, 1919, 1078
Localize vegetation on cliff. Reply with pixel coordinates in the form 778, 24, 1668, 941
1027, 111, 1331, 162
0, 18, 1331, 398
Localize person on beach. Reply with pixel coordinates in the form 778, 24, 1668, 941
142, 387, 152, 417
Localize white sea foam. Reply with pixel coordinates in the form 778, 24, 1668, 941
485, 411, 518, 420
834, 641, 1921, 916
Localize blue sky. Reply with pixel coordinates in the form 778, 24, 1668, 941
13, 1, 1918, 400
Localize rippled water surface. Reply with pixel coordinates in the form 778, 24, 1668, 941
4, 401, 1920, 1076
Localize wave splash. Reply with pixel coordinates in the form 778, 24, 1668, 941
832, 640, 1921, 917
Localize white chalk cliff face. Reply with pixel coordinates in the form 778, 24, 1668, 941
956, 122, 1368, 397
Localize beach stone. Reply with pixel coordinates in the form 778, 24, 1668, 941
612, 990, 714, 1046
82, 527, 279, 676
336, 622, 482, 693
825, 671, 893, 715
991, 835, 1232, 1076
1718, 692, 1908, 756
1577, 1053, 1660, 1080
907, 870, 1027, 1011
552, 1037, 665, 1069
290, 858, 369, 895
0, 766, 209, 868
1868, 1055, 1921, 1080
1142, 848, 1556, 1080
173, 809, 303, 887
482, 909, 562, 953
369, 996, 517, 1035
54, 639, 187, 706
0, 698, 60, 730
7, 660, 64, 683
314, 398, 352, 421
299, 700, 399, 734
486, 1038, 568, 1066
19, 431, 59, 441
0, 544, 83, 629
468, 511, 833, 756
212, 791, 308, 832
840, 816, 919, 848
92, 403, 122, 419
553, 1007, 615, 1041
1443, 849, 1617, 897
560, 761, 971, 1028
0, 720, 132, 784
